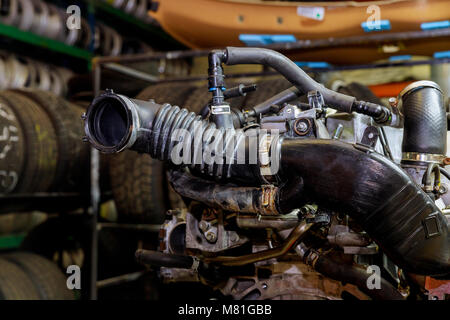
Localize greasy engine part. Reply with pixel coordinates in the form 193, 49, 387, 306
220, 264, 370, 300
84, 47, 450, 282
168, 169, 279, 215
203, 221, 312, 266
399, 81, 447, 164
135, 249, 196, 269
303, 249, 404, 300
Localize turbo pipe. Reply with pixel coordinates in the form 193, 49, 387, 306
279, 139, 450, 278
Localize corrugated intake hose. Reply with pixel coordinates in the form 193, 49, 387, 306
85, 92, 266, 183
279, 139, 450, 278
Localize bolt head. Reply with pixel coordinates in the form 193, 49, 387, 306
388, 97, 398, 107
199, 221, 209, 232
297, 122, 308, 132
205, 231, 217, 242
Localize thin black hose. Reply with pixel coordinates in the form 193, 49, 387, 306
440, 167, 450, 181
224, 47, 355, 113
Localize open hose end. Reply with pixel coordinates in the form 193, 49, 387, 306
84, 91, 162, 154
84, 92, 134, 153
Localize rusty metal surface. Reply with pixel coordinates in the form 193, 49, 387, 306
221, 262, 369, 300
204, 221, 312, 266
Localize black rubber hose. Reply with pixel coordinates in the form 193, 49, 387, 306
224, 47, 391, 122
313, 254, 404, 300
250, 86, 301, 116
280, 139, 450, 277
85, 93, 265, 183
135, 249, 194, 269
224, 47, 356, 112
400, 81, 447, 156
440, 167, 450, 181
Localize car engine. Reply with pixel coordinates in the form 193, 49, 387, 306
83, 47, 450, 300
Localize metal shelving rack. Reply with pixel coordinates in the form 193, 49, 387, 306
0, 0, 183, 300
0, 0, 182, 70
0, 23, 93, 61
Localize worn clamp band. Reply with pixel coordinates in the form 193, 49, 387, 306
402, 152, 445, 164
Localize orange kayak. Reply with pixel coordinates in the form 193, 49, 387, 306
149, 0, 450, 64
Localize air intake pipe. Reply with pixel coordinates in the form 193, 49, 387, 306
84, 91, 268, 183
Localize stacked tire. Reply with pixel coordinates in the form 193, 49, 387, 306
0, 53, 73, 96
0, 251, 74, 300
0, 0, 92, 49
0, 89, 89, 195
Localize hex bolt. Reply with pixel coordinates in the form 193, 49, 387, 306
206, 231, 217, 243
333, 124, 344, 140
199, 221, 209, 232
296, 121, 308, 132
388, 97, 398, 107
